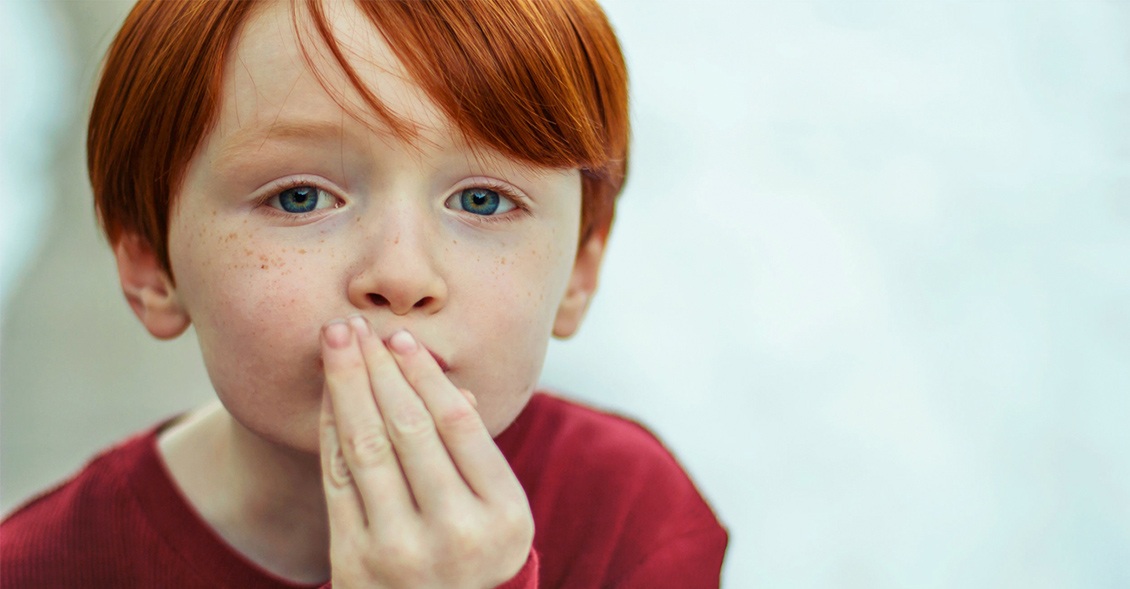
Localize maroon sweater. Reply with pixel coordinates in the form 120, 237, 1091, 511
1, 393, 727, 588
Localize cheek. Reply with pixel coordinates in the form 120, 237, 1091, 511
468, 235, 571, 326
170, 223, 333, 401
456, 234, 575, 362
452, 238, 576, 435
179, 231, 321, 331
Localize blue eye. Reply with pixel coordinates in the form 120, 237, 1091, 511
461, 188, 500, 215
269, 185, 336, 214
448, 187, 516, 216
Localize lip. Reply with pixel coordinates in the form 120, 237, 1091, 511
427, 347, 451, 373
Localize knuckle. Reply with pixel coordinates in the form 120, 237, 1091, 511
434, 519, 485, 567
345, 426, 393, 467
435, 402, 480, 434
387, 405, 434, 440
444, 517, 484, 549
499, 501, 534, 543
376, 537, 429, 578
327, 446, 352, 486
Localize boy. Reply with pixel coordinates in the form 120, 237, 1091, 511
0, 0, 727, 587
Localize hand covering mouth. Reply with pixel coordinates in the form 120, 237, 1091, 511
381, 336, 450, 373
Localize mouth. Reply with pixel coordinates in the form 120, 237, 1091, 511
314, 334, 451, 374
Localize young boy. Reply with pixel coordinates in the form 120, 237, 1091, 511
1, 0, 727, 587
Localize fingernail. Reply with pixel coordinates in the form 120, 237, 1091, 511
324, 320, 351, 348
389, 330, 417, 354
348, 314, 370, 335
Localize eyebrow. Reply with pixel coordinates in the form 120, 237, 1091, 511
218, 120, 348, 162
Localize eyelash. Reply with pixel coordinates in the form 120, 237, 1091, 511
257, 177, 343, 221
446, 179, 530, 225
255, 177, 531, 224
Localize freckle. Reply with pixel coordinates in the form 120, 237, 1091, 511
261, 264, 268, 269
245, 249, 253, 256
227, 233, 236, 241
298, 249, 306, 254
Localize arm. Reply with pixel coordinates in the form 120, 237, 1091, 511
319, 316, 536, 589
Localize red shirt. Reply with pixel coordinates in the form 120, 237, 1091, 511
1, 393, 727, 587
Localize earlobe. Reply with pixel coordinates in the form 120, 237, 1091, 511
553, 235, 606, 339
115, 234, 191, 340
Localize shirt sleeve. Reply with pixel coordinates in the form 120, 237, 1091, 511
315, 549, 537, 589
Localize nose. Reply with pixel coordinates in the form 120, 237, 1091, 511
347, 209, 448, 316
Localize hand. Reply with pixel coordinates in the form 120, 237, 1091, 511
319, 315, 534, 589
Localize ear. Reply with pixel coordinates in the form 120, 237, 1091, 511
553, 234, 607, 339
114, 234, 191, 340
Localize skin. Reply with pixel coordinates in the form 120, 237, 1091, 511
113, 0, 605, 584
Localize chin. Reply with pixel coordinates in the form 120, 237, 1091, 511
478, 386, 536, 438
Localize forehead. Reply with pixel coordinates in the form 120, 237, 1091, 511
216, 0, 446, 152
185, 0, 583, 203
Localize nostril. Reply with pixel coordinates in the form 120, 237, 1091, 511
414, 297, 432, 308
368, 293, 389, 306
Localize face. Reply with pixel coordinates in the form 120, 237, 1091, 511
159, 0, 596, 451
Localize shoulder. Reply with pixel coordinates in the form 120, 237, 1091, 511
501, 393, 707, 493
0, 428, 159, 586
503, 393, 688, 479
498, 393, 728, 587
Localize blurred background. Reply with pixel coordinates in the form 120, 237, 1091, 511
2, 0, 1128, 587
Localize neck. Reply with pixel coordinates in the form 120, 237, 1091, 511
158, 401, 331, 584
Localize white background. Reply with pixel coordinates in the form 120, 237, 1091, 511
3, 1, 1128, 587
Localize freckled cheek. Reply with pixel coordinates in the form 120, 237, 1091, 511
176, 235, 332, 338
472, 243, 572, 334
181, 238, 334, 405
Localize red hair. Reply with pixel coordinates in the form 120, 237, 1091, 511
88, 0, 630, 275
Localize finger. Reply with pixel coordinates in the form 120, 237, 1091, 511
459, 388, 478, 409
348, 316, 468, 513
386, 330, 524, 504
319, 390, 367, 534
322, 319, 414, 523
